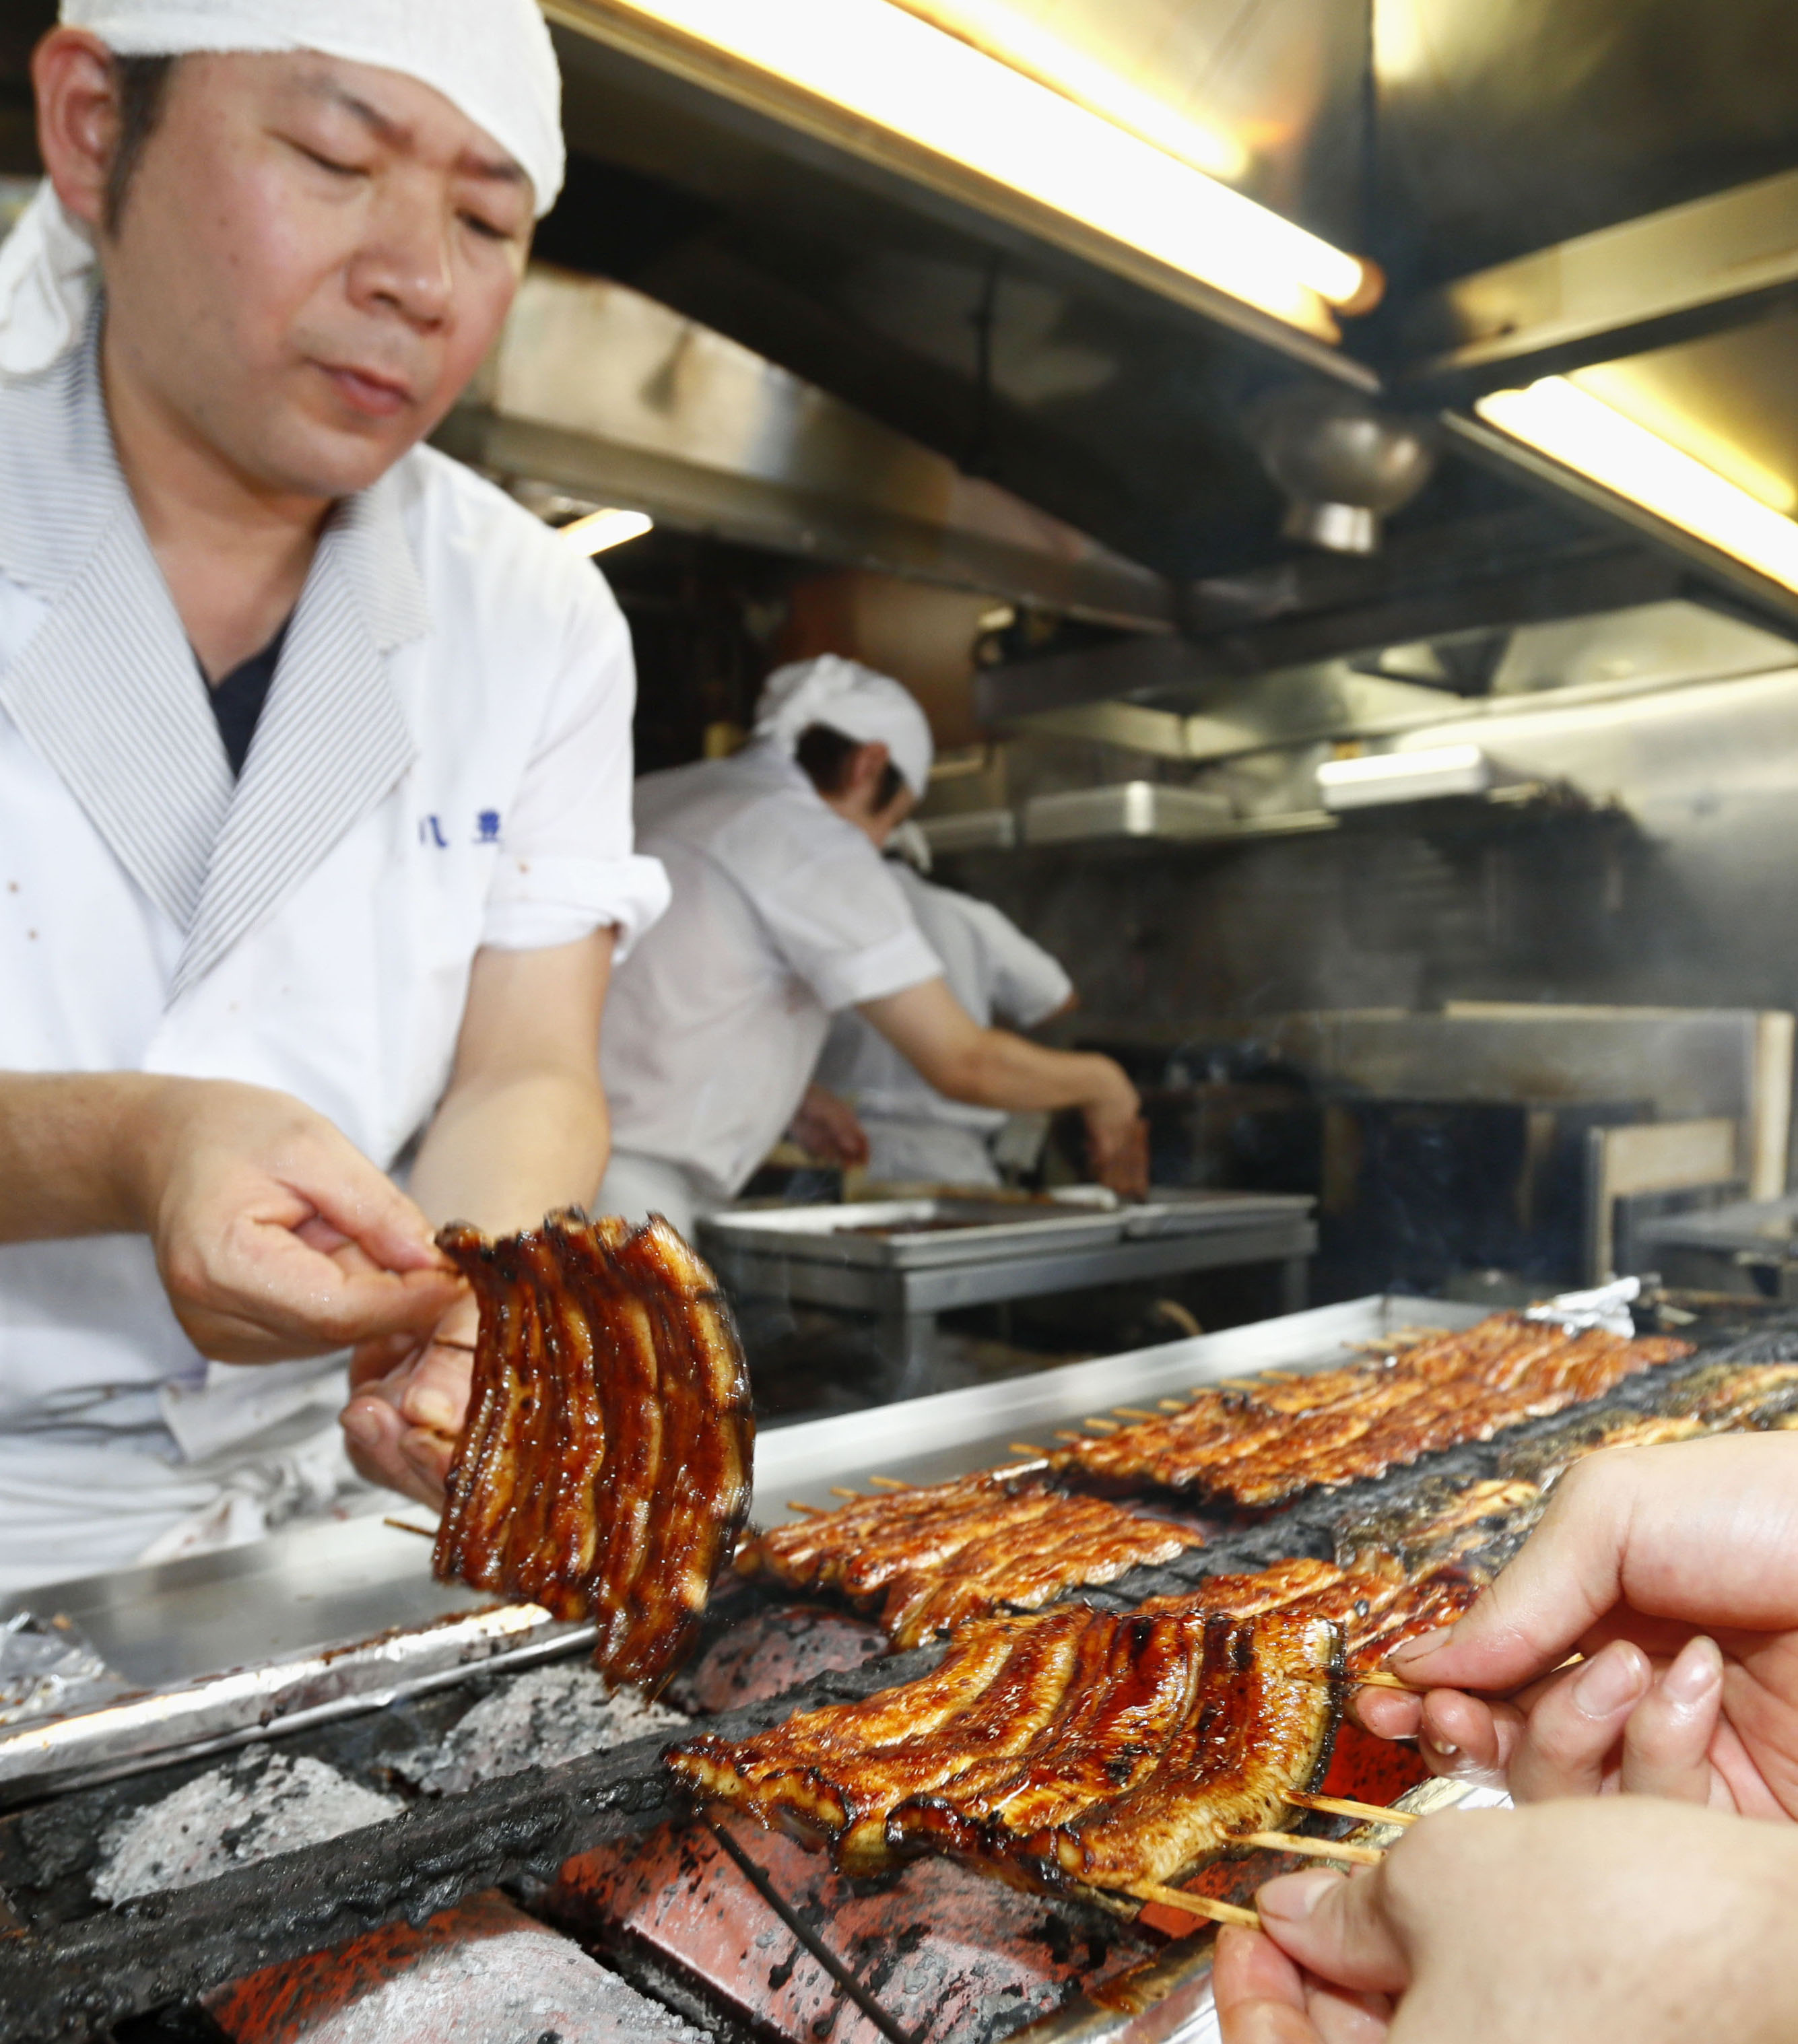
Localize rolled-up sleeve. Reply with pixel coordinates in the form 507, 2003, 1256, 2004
480, 571, 671, 957
728, 811, 942, 1011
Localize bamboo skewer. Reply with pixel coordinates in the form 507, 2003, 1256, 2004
1009, 1442, 1048, 1458
829, 1487, 861, 1500
1081, 1417, 1121, 1432
1289, 1792, 1419, 1828
1109, 1882, 1260, 1930
1112, 1406, 1162, 1421
1157, 1398, 1189, 1410
382, 1515, 436, 1539
785, 1501, 827, 1515
867, 1475, 909, 1490
1236, 1831, 1386, 1867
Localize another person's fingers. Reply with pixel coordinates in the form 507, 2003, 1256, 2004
1507, 1639, 1651, 1802
1415, 1690, 1524, 1788
1214, 1926, 1320, 2044
1347, 1686, 1422, 1741
1302, 1980, 1392, 2044
1255, 1868, 1409, 1998
1619, 1635, 1725, 1804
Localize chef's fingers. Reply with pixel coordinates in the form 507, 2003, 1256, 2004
339, 1396, 450, 1507
349, 1330, 424, 1389
279, 1146, 451, 1277
1214, 1927, 1321, 2044
1618, 1635, 1725, 1804
1505, 1639, 1651, 1802
1413, 1690, 1523, 1789
1255, 1868, 1409, 1997
395, 1319, 479, 1438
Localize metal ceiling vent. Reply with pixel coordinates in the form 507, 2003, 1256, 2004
1251, 385, 1436, 555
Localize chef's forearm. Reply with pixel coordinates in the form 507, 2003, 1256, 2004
0, 1072, 170, 1240
936, 1033, 1135, 1118
408, 1066, 610, 1236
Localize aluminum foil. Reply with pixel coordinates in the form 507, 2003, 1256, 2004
0, 1612, 130, 1730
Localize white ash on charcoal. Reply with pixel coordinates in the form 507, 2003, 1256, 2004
91, 1751, 401, 1903
401, 1662, 685, 1796
663, 1604, 890, 1714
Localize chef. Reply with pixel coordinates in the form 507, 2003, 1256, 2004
811, 829, 1077, 1187
0, 2, 667, 1590
597, 655, 1147, 1237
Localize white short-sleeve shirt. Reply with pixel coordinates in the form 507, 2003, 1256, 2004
0, 325, 669, 1433
815, 863, 1073, 1134
601, 744, 943, 1197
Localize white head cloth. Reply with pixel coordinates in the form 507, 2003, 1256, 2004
0, 0, 563, 378
754, 655, 935, 799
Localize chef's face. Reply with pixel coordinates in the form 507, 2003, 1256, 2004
48, 41, 533, 501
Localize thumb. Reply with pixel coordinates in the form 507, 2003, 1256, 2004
1255, 1868, 1409, 1997
1387, 1459, 1637, 1693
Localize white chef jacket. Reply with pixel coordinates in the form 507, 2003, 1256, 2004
600, 743, 943, 1200
0, 317, 669, 1589
815, 865, 1073, 1184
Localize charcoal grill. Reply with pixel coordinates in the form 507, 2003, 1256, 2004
2, 1291, 1778, 2044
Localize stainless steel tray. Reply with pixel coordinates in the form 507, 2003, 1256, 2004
1121, 1191, 1317, 1240
0, 1513, 590, 1804
702, 1196, 1129, 1270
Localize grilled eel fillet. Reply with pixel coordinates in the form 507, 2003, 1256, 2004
1051, 1314, 1691, 1506
666, 1606, 1343, 1891
433, 1211, 754, 1691
738, 1468, 1208, 1648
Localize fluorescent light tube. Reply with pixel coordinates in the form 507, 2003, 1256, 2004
894, 0, 1248, 183
1476, 378, 1798, 595
561, 507, 655, 555
593, 0, 1374, 338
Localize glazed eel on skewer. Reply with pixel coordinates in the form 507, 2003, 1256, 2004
1052, 1314, 1692, 1506
433, 1211, 755, 1692
666, 1604, 1344, 1897
739, 1466, 1209, 1647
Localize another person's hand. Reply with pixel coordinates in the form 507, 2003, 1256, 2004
1215, 1800, 1798, 2044
1082, 1065, 1148, 1198
787, 1084, 871, 1169
341, 1294, 479, 1507
1354, 1435, 1798, 1819
129, 1077, 461, 1364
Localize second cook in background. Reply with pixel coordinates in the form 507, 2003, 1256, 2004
812, 831, 1075, 1188
598, 656, 1148, 1237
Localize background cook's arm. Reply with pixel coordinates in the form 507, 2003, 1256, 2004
857, 976, 1147, 1195
339, 928, 615, 1504
0, 1070, 461, 1361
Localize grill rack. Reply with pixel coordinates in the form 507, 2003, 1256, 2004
4, 1311, 1793, 2044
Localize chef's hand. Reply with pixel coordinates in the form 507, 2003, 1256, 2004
340, 1298, 478, 1507
131, 1077, 462, 1365
1214, 1800, 1798, 2044
1353, 1435, 1798, 1820
787, 1085, 871, 1169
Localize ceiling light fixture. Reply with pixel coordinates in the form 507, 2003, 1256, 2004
1476, 377, 1798, 594
560, 507, 655, 555
585, 0, 1376, 340
893, 0, 1248, 183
